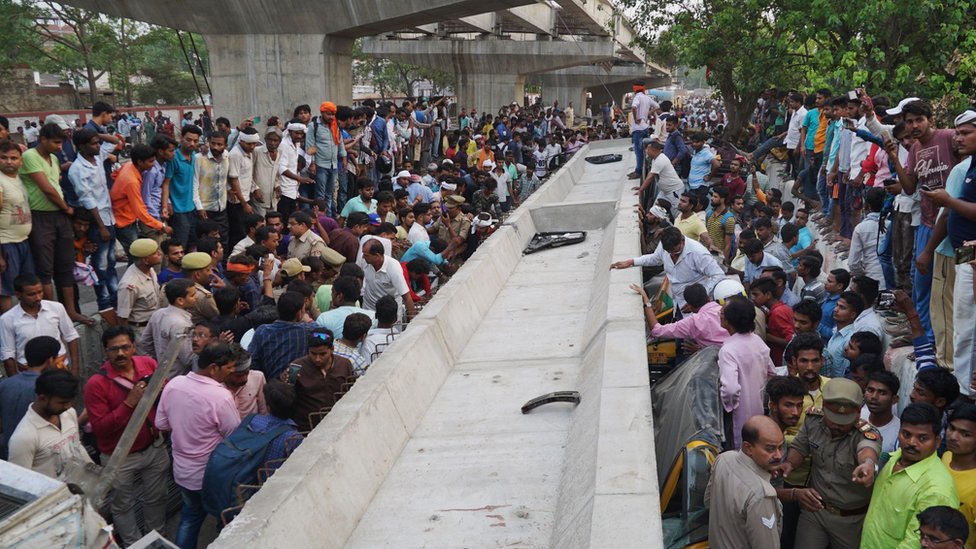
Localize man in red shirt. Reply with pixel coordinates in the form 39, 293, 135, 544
750, 277, 794, 366
720, 157, 747, 198
83, 325, 170, 546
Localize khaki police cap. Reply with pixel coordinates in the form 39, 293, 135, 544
281, 257, 312, 277
321, 247, 346, 268
129, 238, 159, 258
182, 251, 212, 271
822, 378, 863, 425
446, 195, 465, 206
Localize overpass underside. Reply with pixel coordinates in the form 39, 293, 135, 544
211, 140, 663, 548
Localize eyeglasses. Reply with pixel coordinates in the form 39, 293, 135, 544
917, 529, 960, 545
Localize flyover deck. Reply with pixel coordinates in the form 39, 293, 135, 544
212, 140, 662, 548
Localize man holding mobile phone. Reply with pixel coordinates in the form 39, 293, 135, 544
916, 109, 976, 396
888, 100, 961, 370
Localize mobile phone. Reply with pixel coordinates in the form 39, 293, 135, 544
253, 116, 261, 124
956, 245, 976, 265
876, 290, 896, 310
283, 363, 302, 385
138, 375, 152, 384
848, 90, 858, 100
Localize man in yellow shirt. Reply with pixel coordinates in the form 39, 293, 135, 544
944, 403, 976, 549
674, 192, 711, 246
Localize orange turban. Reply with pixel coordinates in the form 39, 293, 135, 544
319, 101, 337, 114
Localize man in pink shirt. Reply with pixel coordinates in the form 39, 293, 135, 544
719, 296, 777, 448
632, 282, 729, 347
156, 342, 241, 549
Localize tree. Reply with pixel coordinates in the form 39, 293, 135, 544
352, 39, 455, 100
619, 0, 798, 144
787, 0, 976, 119
0, 0, 44, 76
28, 2, 114, 105
619, 0, 976, 138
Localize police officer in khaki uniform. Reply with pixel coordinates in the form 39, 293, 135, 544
177, 251, 219, 324
778, 378, 882, 549
117, 239, 162, 339
706, 415, 785, 548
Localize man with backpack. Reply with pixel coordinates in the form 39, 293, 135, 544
156, 342, 241, 549
202, 380, 304, 522
83, 326, 170, 547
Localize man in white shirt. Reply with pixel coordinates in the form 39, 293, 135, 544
8, 369, 92, 480
1, 274, 80, 377
276, 123, 314, 219
227, 127, 260, 248
628, 83, 659, 179
783, 93, 806, 152
361, 239, 415, 318
610, 227, 725, 310
637, 141, 685, 218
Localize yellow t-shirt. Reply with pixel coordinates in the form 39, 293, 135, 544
675, 214, 707, 244
943, 452, 976, 549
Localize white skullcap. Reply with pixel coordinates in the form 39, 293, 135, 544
954, 110, 976, 128
286, 122, 306, 132
648, 205, 668, 219
239, 132, 261, 143
440, 182, 457, 191
395, 170, 411, 179
886, 97, 921, 116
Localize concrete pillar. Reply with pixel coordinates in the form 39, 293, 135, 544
543, 85, 587, 112
457, 73, 525, 113
203, 34, 355, 124
360, 37, 618, 114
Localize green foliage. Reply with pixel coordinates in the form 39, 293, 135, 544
617, 0, 976, 135
1, 1, 207, 107
352, 39, 455, 100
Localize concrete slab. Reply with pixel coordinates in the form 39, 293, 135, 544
213, 140, 662, 548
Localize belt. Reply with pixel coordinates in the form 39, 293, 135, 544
823, 504, 869, 517
129, 321, 149, 327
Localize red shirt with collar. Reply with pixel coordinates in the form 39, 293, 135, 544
83, 355, 161, 455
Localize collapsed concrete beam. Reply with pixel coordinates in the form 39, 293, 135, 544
360, 37, 618, 112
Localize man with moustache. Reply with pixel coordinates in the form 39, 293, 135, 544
861, 402, 958, 548
705, 415, 786, 548
766, 375, 808, 548
776, 378, 881, 549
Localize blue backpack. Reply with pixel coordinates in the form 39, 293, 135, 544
201, 414, 292, 518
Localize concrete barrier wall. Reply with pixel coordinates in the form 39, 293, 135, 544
212, 140, 661, 548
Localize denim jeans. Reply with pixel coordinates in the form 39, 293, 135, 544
631, 129, 648, 175
878, 223, 895, 290
816, 169, 830, 215
798, 151, 822, 200
170, 211, 198, 249
176, 488, 208, 549
89, 224, 118, 311
116, 223, 139, 264
314, 166, 338, 215
911, 223, 936, 344
751, 136, 784, 162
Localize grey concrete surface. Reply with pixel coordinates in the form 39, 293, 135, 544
210, 140, 662, 548
360, 37, 619, 111
529, 64, 665, 112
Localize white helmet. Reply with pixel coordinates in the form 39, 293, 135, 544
713, 278, 746, 305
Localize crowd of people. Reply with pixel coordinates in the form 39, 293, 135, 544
0, 93, 607, 547
616, 80, 976, 548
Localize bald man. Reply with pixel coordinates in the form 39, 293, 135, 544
706, 415, 785, 548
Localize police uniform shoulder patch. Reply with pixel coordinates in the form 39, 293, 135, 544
858, 420, 879, 440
